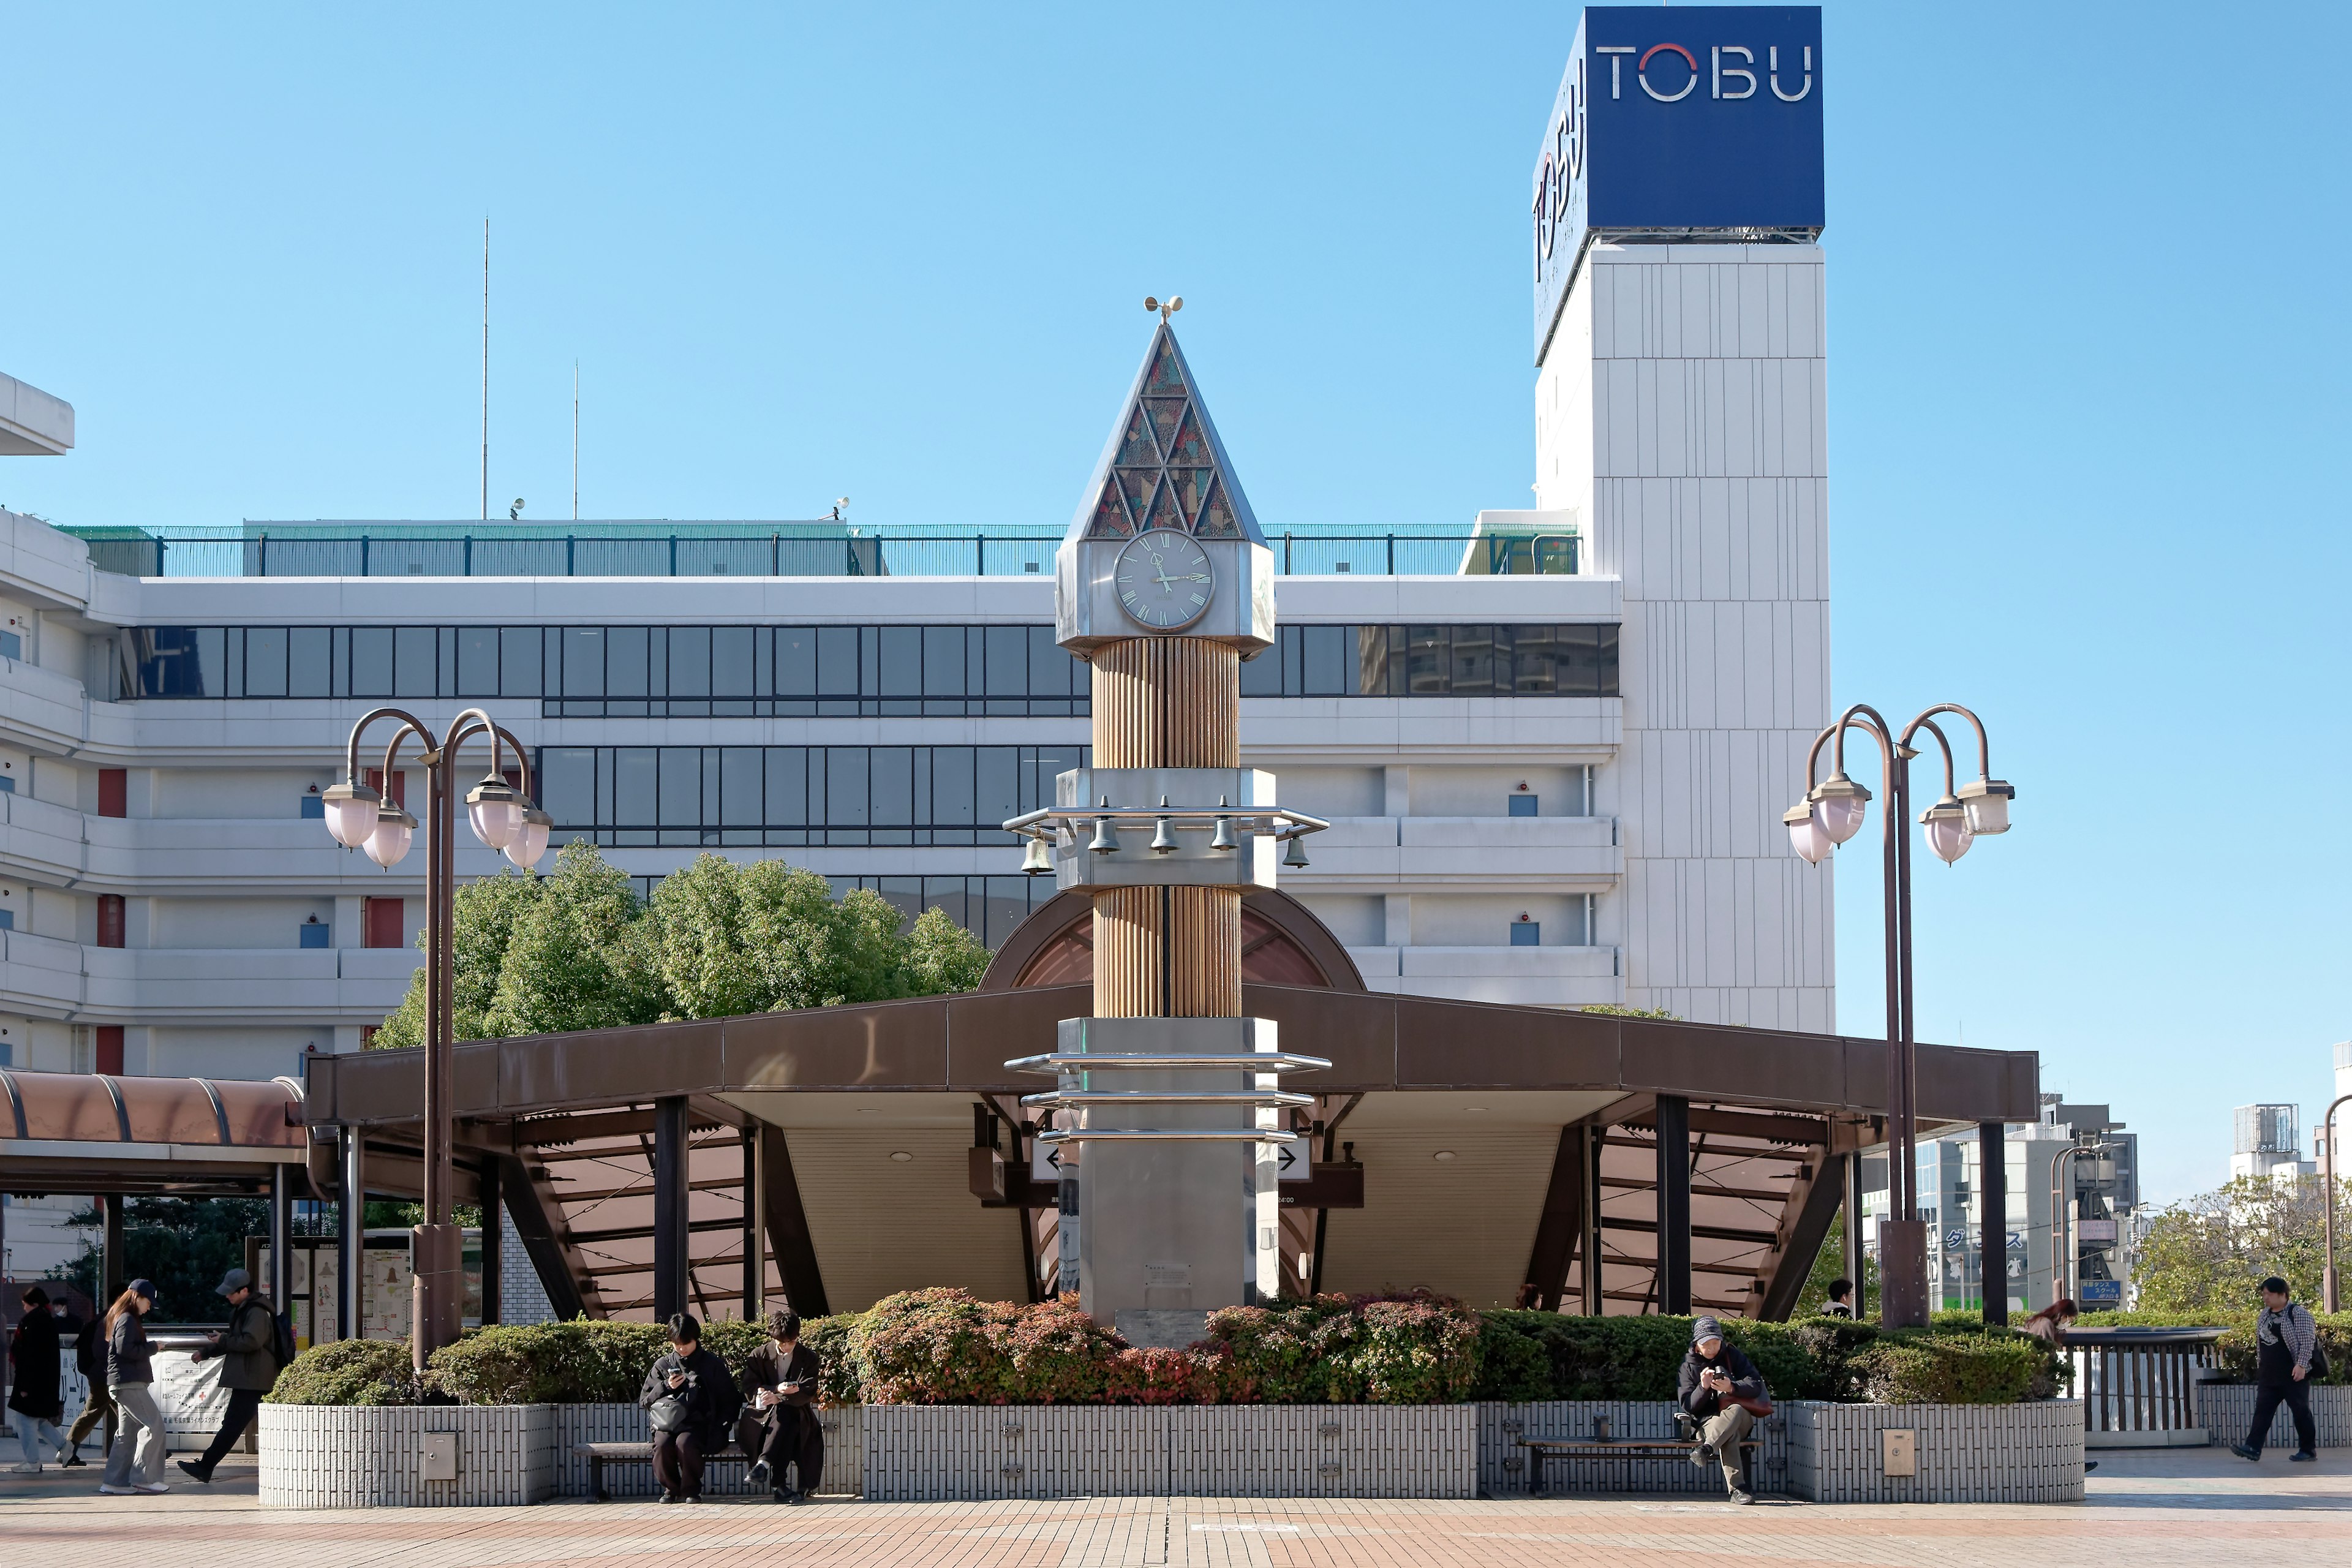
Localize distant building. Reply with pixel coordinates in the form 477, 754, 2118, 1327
2231, 1103, 2313, 1183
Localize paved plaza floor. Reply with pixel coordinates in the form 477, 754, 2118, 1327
1, 1450, 2345, 1567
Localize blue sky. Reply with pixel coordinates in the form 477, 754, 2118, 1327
4, 3, 2345, 1202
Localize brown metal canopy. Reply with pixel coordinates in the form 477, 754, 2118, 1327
0, 1068, 307, 1196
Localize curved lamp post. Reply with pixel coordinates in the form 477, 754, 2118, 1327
2049, 1140, 2119, 1308
322, 707, 545, 1370
2325, 1093, 2351, 1313
1784, 703, 2015, 1327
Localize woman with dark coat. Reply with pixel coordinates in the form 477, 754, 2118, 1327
7, 1286, 69, 1472
638, 1313, 739, 1503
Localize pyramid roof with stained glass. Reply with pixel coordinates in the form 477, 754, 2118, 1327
1065, 324, 1266, 547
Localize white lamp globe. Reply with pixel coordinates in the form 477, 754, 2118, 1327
503, 806, 552, 870
1811, 774, 1872, 845
364, 804, 417, 870
466, 775, 526, 851
1918, 799, 1973, 865
1958, 778, 2015, 835
322, 781, 382, 848
1783, 802, 1833, 865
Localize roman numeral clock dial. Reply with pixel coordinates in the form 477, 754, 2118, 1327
1112, 529, 1215, 631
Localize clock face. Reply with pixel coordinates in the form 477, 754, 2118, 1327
1112, 529, 1215, 631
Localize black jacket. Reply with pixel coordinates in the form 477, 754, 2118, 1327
1676, 1341, 1766, 1419
739, 1340, 821, 1418
639, 1346, 740, 1444
108, 1310, 155, 1388
73, 1316, 104, 1382
7, 1308, 64, 1422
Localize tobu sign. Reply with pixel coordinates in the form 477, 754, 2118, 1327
1532, 6, 1825, 359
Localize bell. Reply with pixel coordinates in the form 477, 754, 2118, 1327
1150, 815, 1180, 854
1088, 802, 1122, 856
1283, 834, 1310, 870
1210, 814, 1238, 853
1020, 835, 1055, 875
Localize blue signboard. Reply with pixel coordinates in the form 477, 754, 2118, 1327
1532, 6, 1825, 360
2078, 1279, 2125, 1303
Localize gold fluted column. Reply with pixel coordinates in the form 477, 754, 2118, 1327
1089, 638, 1243, 1019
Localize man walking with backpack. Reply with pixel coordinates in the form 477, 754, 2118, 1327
176, 1268, 285, 1484
2230, 1275, 2322, 1464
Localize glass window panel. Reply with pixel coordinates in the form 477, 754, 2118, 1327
876, 876, 923, 931
563, 628, 606, 696
776, 629, 816, 696
289, 628, 331, 697
1302, 625, 1348, 696
657, 748, 700, 827
500, 627, 541, 696
930, 747, 974, 826
438, 627, 458, 696
606, 627, 649, 697
350, 628, 394, 696
976, 747, 1019, 827
1027, 627, 1067, 697
1405, 627, 1448, 695
1280, 625, 1302, 695
1355, 626, 1392, 696
816, 627, 859, 696
1512, 627, 1558, 695
922, 626, 965, 698
394, 627, 436, 697
984, 626, 1027, 696
765, 748, 808, 826
1596, 624, 1620, 697
984, 877, 1031, 948
1449, 625, 1498, 696
825, 749, 869, 826
712, 627, 754, 696
540, 748, 598, 826
878, 627, 921, 696
614, 748, 657, 826
666, 627, 710, 697
870, 747, 913, 826
719, 748, 763, 827
922, 878, 970, 934
456, 627, 499, 696
244, 628, 288, 697
1239, 642, 1283, 696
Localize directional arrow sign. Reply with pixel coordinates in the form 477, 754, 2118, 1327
1278, 1136, 1310, 1182
1032, 1142, 1071, 1183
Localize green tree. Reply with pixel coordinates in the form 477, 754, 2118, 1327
368, 843, 993, 1047
51, 1197, 267, 1322
1791, 1210, 1880, 1318
2134, 1175, 2351, 1313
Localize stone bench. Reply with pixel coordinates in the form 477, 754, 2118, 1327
573, 1441, 758, 1502
1519, 1436, 1766, 1496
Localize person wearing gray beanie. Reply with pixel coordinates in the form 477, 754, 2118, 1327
1677, 1316, 1768, 1503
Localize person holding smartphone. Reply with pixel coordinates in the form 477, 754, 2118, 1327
735, 1308, 823, 1504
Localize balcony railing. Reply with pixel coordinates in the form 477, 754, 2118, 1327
62, 525, 1576, 581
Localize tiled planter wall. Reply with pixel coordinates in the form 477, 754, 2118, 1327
549, 1403, 863, 1497
259, 1404, 556, 1509
1473, 1401, 1789, 1497
2199, 1384, 2352, 1449
860, 1405, 1475, 1501
1784, 1401, 2082, 1504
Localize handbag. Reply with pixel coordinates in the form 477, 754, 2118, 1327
649, 1392, 692, 1433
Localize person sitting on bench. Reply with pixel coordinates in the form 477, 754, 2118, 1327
736, 1308, 824, 1504
1677, 1316, 1765, 1504
640, 1313, 739, 1504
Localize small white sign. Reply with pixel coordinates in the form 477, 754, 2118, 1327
2076, 1218, 2118, 1243
1033, 1141, 1073, 1182
1277, 1136, 1310, 1182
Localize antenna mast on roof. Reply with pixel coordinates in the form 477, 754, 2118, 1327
573, 361, 579, 521
481, 218, 490, 523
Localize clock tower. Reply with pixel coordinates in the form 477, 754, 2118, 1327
1012, 322, 1316, 1341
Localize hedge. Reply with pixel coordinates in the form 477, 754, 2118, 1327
268, 1296, 2060, 1408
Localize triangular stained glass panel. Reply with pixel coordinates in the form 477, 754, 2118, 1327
1115, 408, 1158, 469
1196, 477, 1244, 538
1161, 404, 1212, 468
1142, 396, 1189, 457
1086, 478, 1136, 538
1115, 467, 1158, 516
1144, 477, 1188, 533
1170, 466, 1215, 526
1144, 339, 1187, 398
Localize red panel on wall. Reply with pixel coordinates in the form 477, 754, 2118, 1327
365, 897, 405, 949
97, 893, 125, 949
97, 769, 127, 818
95, 1025, 124, 1076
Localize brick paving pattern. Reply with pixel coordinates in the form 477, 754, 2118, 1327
0, 1451, 2345, 1567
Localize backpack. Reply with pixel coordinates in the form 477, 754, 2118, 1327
271, 1307, 299, 1370
2296, 1306, 2331, 1379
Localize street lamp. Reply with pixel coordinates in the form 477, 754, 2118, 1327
2048, 1140, 2119, 1308
2324, 1093, 2351, 1312
1785, 703, 2016, 1328
323, 707, 544, 1371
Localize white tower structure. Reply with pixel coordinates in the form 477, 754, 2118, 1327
1526, 7, 1833, 1029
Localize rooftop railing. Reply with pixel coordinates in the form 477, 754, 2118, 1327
61, 524, 1577, 580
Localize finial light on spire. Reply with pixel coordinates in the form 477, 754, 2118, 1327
1144, 295, 1184, 324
